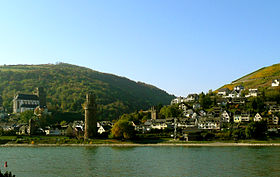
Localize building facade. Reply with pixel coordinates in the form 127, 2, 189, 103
13, 87, 46, 113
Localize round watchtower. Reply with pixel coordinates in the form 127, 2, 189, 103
84, 93, 97, 139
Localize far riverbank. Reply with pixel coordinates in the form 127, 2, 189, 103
2, 142, 280, 147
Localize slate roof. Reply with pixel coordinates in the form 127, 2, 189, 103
20, 104, 38, 108
15, 94, 39, 101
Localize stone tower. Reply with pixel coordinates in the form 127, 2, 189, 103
35, 87, 46, 107
151, 106, 157, 120
84, 93, 97, 139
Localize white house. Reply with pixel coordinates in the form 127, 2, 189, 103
246, 89, 258, 97
151, 120, 167, 129
179, 103, 188, 116
267, 115, 279, 125
272, 79, 280, 87
171, 97, 187, 105
198, 117, 220, 130
228, 90, 241, 98
254, 113, 262, 122
221, 111, 231, 123
217, 88, 230, 97
97, 125, 111, 134
186, 94, 199, 102
234, 113, 250, 123
234, 85, 244, 91
241, 113, 250, 122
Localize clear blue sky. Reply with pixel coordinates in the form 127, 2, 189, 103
0, 0, 279, 96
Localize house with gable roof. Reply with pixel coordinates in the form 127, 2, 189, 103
217, 88, 230, 97
254, 113, 262, 122
272, 79, 280, 87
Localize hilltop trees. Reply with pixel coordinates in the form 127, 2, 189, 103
0, 63, 174, 121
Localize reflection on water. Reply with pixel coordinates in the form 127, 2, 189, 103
0, 146, 279, 177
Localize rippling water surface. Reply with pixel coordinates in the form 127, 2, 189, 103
0, 146, 279, 176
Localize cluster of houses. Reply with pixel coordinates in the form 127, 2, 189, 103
133, 82, 280, 135
132, 107, 280, 134
1, 120, 114, 137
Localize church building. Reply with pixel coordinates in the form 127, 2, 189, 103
13, 87, 46, 113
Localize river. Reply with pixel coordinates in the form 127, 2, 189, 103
0, 146, 279, 176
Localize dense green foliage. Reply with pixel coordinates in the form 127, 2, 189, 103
159, 105, 182, 118
119, 111, 151, 124
0, 63, 174, 120
110, 119, 135, 139
245, 121, 267, 139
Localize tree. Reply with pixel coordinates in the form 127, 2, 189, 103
19, 110, 35, 123
199, 92, 212, 109
245, 120, 267, 139
110, 119, 135, 139
159, 105, 181, 118
65, 126, 74, 137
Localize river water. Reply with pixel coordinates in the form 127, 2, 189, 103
0, 146, 279, 177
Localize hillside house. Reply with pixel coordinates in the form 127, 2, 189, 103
254, 113, 262, 122
233, 115, 242, 123
267, 115, 279, 125
97, 125, 111, 135
221, 111, 231, 123
272, 79, 280, 87
246, 89, 258, 97
234, 113, 250, 123
217, 88, 230, 97
186, 94, 199, 102
269, 105, 280, 113
198, 117, 220, 130
151, 119, 167, 129
171, 97, 187, 105
228, 90, 241, 98
217, 98, 228, 106
192, 103, 201, 110
178, 103, 188, 116
231, 97, 246, 104
234, 85, 244, 91
199, 110, 207, 116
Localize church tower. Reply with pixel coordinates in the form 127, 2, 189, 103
35, 87, 46, 107
151, 106, 157, 120
84, 93, 97, 139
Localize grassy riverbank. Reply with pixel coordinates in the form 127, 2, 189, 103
1, 136, 280, 146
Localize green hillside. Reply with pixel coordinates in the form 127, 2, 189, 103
0, 63, 174, 120
219, 63, 280, 90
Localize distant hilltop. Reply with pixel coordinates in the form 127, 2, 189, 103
218, 63, 280, 90
0, 63, 174, 120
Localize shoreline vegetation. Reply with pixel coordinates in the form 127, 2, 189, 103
1, 136, 280, 147
1, 142, 280, 147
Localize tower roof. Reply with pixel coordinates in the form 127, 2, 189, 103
15, 94, 39, 101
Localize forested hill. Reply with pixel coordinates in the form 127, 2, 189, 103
0, 63, 174, 120
219, 63, 280, 90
